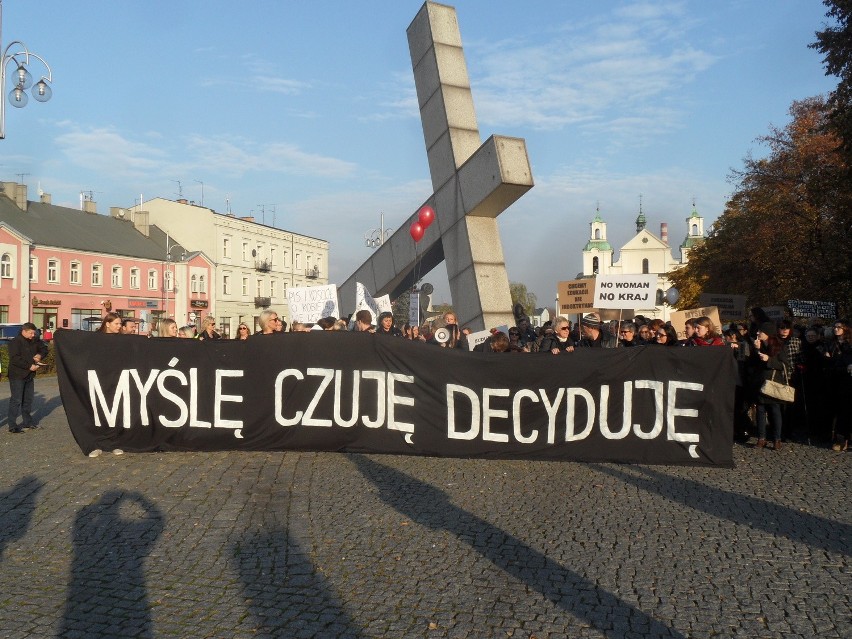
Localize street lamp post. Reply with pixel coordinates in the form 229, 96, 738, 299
0, 0, 54, 139
364, 212, 393, 249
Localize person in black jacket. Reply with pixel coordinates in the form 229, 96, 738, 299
7, 323, 48, 433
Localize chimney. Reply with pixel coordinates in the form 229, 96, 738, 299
240, 216, 255, 223
40, 192, 51, 204
2, 182, 27, 211
83, 199, 97, 214
130, 209, 150, 237
177, 198, 188, 205
660, 222, 668, 244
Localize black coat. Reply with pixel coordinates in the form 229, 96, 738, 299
8, 333, 48, 381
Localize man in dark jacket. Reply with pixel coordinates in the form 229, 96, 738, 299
577, 313, 618, 348
7, 323, 48, 433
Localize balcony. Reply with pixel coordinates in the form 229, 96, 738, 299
254, 296, 271, 308
306, 266, 320, 279
255, 259, 272, 273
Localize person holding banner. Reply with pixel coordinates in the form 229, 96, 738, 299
577, 313, 617, 349
376, 312, 402, 337
254, 310, 280, 336
234, 323, 251, 340
354, 310, 374, 333
753, 322, 792, 451
539, 317, 574, 354
197, 316, 221, 341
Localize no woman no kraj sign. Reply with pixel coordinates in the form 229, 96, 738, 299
593, 275, 658, 310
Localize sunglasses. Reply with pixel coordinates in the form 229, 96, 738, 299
656, 333, 667, 338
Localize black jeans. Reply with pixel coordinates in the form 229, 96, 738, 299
8, 377, 35, 429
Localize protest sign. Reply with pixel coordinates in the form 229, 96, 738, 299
557, 279, 596, 315
699, 294, 747, 322
669, 306, 723, 340
593, 275, 657, 310
787, 299, 837, 319
286, 284, 339, 323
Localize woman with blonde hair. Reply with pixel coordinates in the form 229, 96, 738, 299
158, 318, 178, 338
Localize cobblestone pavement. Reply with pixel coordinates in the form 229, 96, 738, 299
0, 377, 848, 638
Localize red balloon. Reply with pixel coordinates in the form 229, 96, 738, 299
418, 205, 435, 229
409, 222, 425, 243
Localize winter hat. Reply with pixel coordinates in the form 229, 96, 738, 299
580, 313, 601, 328
759, 321, 777, 337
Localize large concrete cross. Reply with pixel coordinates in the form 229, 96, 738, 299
339, 1, 534, 331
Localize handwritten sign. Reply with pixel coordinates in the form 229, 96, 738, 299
557, 279, 596, 315
669, 306, 722, 340
286, 284, 339, 323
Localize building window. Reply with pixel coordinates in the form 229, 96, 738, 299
72, 307, 103, 331
199, 274, 206, 293
283, 251, 289, 268
270, 280, 275, 298
48, 259, 59, 283
191, 274, 198, 293
29, 257, 37, 282
691, 224, 699, 236
130, 267, 140, 289
270, 247, 276, 267
91, 264, 102, 286
295, 253, 301, 270
592, 256, 599, 274
223, 275, 230, 295
242, 277, 248, 296
642, 258, 649, 274
164, 270, 173, 291
0, 253, 11, 278
256, 279, 262, 297
70, 261, 81, 285
112, 266, 122, 288
223, 237, 231, 258
594, 229, 601, 240
242, 242, 249, 262
0, 305, 8, 323
148, 269, 158, 290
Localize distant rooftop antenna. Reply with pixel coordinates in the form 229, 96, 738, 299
16, 172, 29, 185
172, 180, 183, 199
225, 195, 231, 214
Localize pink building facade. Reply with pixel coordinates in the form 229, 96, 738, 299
0, 184, 214, 336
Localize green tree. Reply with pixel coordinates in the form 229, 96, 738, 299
509, 282, 537, 318
669, 97, 852, 316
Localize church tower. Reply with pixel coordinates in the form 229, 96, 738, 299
635, 195, 647, 233
582, 206, 614, 276
680, 201, 705, 262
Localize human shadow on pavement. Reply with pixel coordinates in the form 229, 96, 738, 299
58, 491, 164, 638
352, 455, 685, 639
0, 391, 62, 428
0, 476, 43, 561
234, 530, 364, 638
591, 464, 851, 557
29, 391, 65, 425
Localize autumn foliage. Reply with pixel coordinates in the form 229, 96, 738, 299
669, 97, 852, 317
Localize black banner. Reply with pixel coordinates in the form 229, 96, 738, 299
54, 331, 735, 466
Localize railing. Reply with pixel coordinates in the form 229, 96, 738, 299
255, 259, 271, 273
306, 266, 320, 279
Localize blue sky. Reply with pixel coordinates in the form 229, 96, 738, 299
0, 0, 838, 308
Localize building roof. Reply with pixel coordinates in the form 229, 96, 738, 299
583, 239, 612, 251
0, 195, 165, 260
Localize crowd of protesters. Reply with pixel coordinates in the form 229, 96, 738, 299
81, 304, 852, 453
